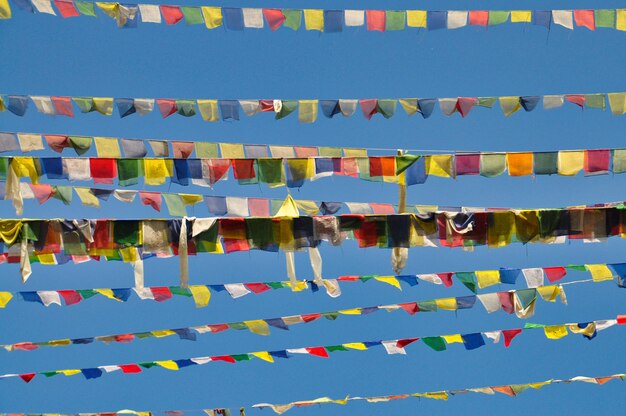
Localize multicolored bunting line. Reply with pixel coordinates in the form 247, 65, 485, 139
4, 146, 626, 201
1, 92, 625, 122
1, 316, 623, 383
3, 214, 626, 280
6, 182, 626, 217
0, 131, 377, 158
0, 261, 618, 308
253, 371, 626, 414
1, 284, 574, 351
2, 3, 626, 34
3, 371, 625, 414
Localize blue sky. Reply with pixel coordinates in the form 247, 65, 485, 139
1, 0, 626, 414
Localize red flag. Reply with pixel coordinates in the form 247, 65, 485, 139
13, 342, 39, 351
617, 315, 626, 325
306, 347, 329, 358
160, 5, 184, 25
58, 290, 82, 306
119, 364, 142, 373
232, 159, 257, 180
263, 9, 286, 30
245, 283, 271, 294
156, 99, 178, 118
366, 10, 385, 31
492, 385, 516, 396
150, 287, 173, 302
456, 97, 477, 117
51, 96, 74, 117
247, 199, 269, 217
207, 159, 231, 184
434, 273, 452, 287
19, 373, 36, 383
89, 158, 117, 184
502, 329, 522, 347
396, 338, 419, 348
53, 0, 79, 17
341, 158, 359, 178
584, 149, 610, 174
399, 302, 418, 315
207, 324, 229, 333
543, 267, 567, 283
360, 99, 378, 120
302, 313, 322, 322
211, 355, 236, 364
44, 135, 70, 153
566, 94, 586, 108
115, 334, 135, 343
172, 141, 195, 159
29, 184, 54, 204
140, 191, 162, 212
469, 11, 489, 26
574, 10, 595, 30
370, 204, 395, 214
497, 292, 514, 314
260, 100, 274, 112
294, 146, 318, 157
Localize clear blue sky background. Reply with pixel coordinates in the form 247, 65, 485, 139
1, 0, 626, 414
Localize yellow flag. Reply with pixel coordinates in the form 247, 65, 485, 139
197, 100, 219, 121
399, 98, 419, 115
608, 93, 626, 115
374, 276, 402, 290
544, 325, 568, 340
304, 9, 324, 31
442, 334, 464, 344
120, 247, 139, 262
251, 351, 274, 363
585, 264, 614, 282
144, 159, 173, 185
406, 10, 427, 27
75, 188, 100, 208
420, 391, 449, 400
435, 298, 458, 310
95, 289, 123, 301
298, 100, 318, 123
295, 200, 320, 216
536, 285, 560, 302
475, 270, 501, 289
0, 292, 12, 308
48, 339, 72, 346
343, 342, 368, 350
152, 330, 176, 338
557, 151, 584, 176
12, 157, 39, 183
499, 97, 521, 116
343, 148, 367, 157
511, 11, 531, 22
275, 194, 300, 217
617, 10, 626, 31
180, 194, 204, 206
93, 98, 114, 115
201, 6, 222, 28
245, 320, 270, 336
37, 253, 57, 265
60, 369, 81, 376
339, 308, 362, 315
189, 285, 211, 308
94, 137, 121, 158
0, 0, 11, 19
155, 360, 179, 370
425, 155, 453, 177
219, 143, 244, 159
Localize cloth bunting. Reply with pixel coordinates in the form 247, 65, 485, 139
0, 316, 619, 381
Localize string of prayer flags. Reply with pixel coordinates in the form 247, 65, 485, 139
2, 93, 626, 122
4, 214, 626, 278
0, 316, 621, 383
6, 183, 625, 216
0, 262, 614, 308
5, 148, 626, 195
0, 285, 573, 351
3, 371, 623, 414
253, 371, 626, 414
4, 3, 626, 33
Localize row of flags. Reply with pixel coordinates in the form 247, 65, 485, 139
2, 93, 626, 121
3, 1, 626, 33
